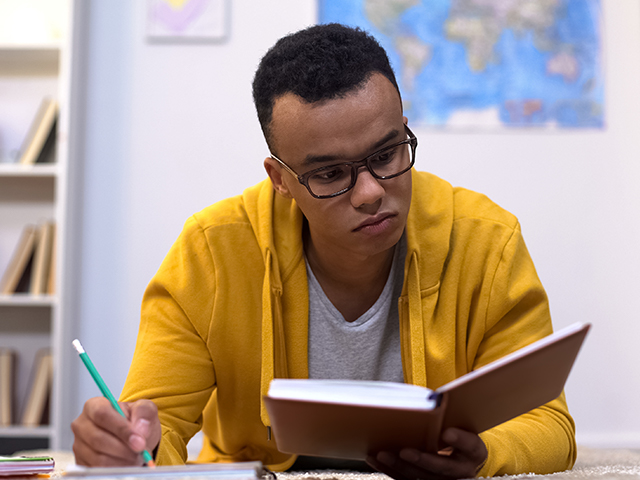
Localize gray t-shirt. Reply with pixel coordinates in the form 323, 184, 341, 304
292, 238, 406, 472
306, 236, 406, 382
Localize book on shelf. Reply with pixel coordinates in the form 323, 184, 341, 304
21, 349, 53, 427
0, 349, 16, 427
46, 225, 57, 295
0, 222, 56, 296
17, 97, 58, 165
0, 455, 54, 476
264, 322, 591, 460
0, 224, 37, 295
30, 221, 55, 295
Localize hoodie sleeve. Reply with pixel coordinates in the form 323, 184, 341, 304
120, 215, 217, 465
475, 223, 577, 476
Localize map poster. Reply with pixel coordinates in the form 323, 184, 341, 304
319, 0, 604, 129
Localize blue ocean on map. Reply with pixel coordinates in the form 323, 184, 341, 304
319, 0, 603, 129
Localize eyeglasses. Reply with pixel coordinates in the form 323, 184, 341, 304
270, 124, 418, 199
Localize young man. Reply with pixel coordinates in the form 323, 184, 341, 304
71, 24, 576, 478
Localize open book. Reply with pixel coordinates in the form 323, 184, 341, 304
0, 455, 54, 476
265, 322, 590, 460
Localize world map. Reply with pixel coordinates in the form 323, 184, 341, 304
319, 0, 603, 129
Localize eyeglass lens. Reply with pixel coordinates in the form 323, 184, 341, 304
306, 142, 413, 197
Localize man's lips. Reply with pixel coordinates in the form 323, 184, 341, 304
354, 213, 396, 232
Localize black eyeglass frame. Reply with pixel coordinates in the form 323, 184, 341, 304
270, 124, 418, 199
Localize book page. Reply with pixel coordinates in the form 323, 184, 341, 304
268, 379, 438, 410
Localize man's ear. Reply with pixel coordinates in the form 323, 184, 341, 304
403, 116, 409, 126
264, 157, 293, 198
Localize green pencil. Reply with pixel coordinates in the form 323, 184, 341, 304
72, 339, 156, 467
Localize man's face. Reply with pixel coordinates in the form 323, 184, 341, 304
265, 73, 412, 261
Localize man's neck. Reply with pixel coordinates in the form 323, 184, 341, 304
304, 232, 396, 323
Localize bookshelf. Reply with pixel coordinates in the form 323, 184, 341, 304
0, 0, 77, 453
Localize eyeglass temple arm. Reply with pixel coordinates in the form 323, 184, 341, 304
270, 154, 303, 179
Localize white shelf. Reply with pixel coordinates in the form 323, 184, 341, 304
0, 294, 57, 307
0, 45, 60, 75
0, 164, 58, 177
0, 42, 62, 50
0, 426, 52, 438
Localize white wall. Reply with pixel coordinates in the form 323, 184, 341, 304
73, 0, 316, 440
73, 0, 640, 450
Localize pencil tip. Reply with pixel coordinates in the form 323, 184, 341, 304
147, 459, 156, 468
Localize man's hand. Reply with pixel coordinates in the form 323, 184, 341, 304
366, 428, 488, 480
71, 397, 162, 466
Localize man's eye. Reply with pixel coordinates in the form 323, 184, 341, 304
310, 167, 347, 183
371, 149, 396, 166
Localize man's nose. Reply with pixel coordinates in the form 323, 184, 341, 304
350, 166, 385, 207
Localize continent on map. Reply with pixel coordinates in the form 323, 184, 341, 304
546, 50, 579, 83
364, 0, 419, 34
395, 35, 432, 91
364, 0, 431, 105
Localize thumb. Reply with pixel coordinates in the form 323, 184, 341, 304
126, 400, 160, 453
128, 418, 150, 452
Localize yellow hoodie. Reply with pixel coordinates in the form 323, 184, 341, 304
120, 171, 576, 476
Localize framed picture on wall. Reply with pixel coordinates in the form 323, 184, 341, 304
146, 0, 227, 42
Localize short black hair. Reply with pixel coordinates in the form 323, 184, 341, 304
252, 23, 400, 150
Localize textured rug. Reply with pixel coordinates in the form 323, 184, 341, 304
276, 447, 640, 480
20, 446, 640, 479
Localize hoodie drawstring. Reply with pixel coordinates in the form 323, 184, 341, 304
408, 251, 428, 387
260, 249, 287, 435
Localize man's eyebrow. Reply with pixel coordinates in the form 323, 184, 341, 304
302, 128, 402, 166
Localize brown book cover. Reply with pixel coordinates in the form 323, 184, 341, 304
30, 222, 55, 295
0, 348, 16, 427
264, 322, 590, 460
0, 225, 37, 295
18, 98, 58, 165
21, 349, 53, 427
46, 225, 57, 295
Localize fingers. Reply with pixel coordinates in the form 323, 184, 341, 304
394, 449, 472, 479
366, 453, 414, 480
71, 397, 161, 467
367, 429, 487, 480
440, 428, 488, 470
370, 450, 455, 480
72, 431, 143, 467
71, 397, 141, 466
